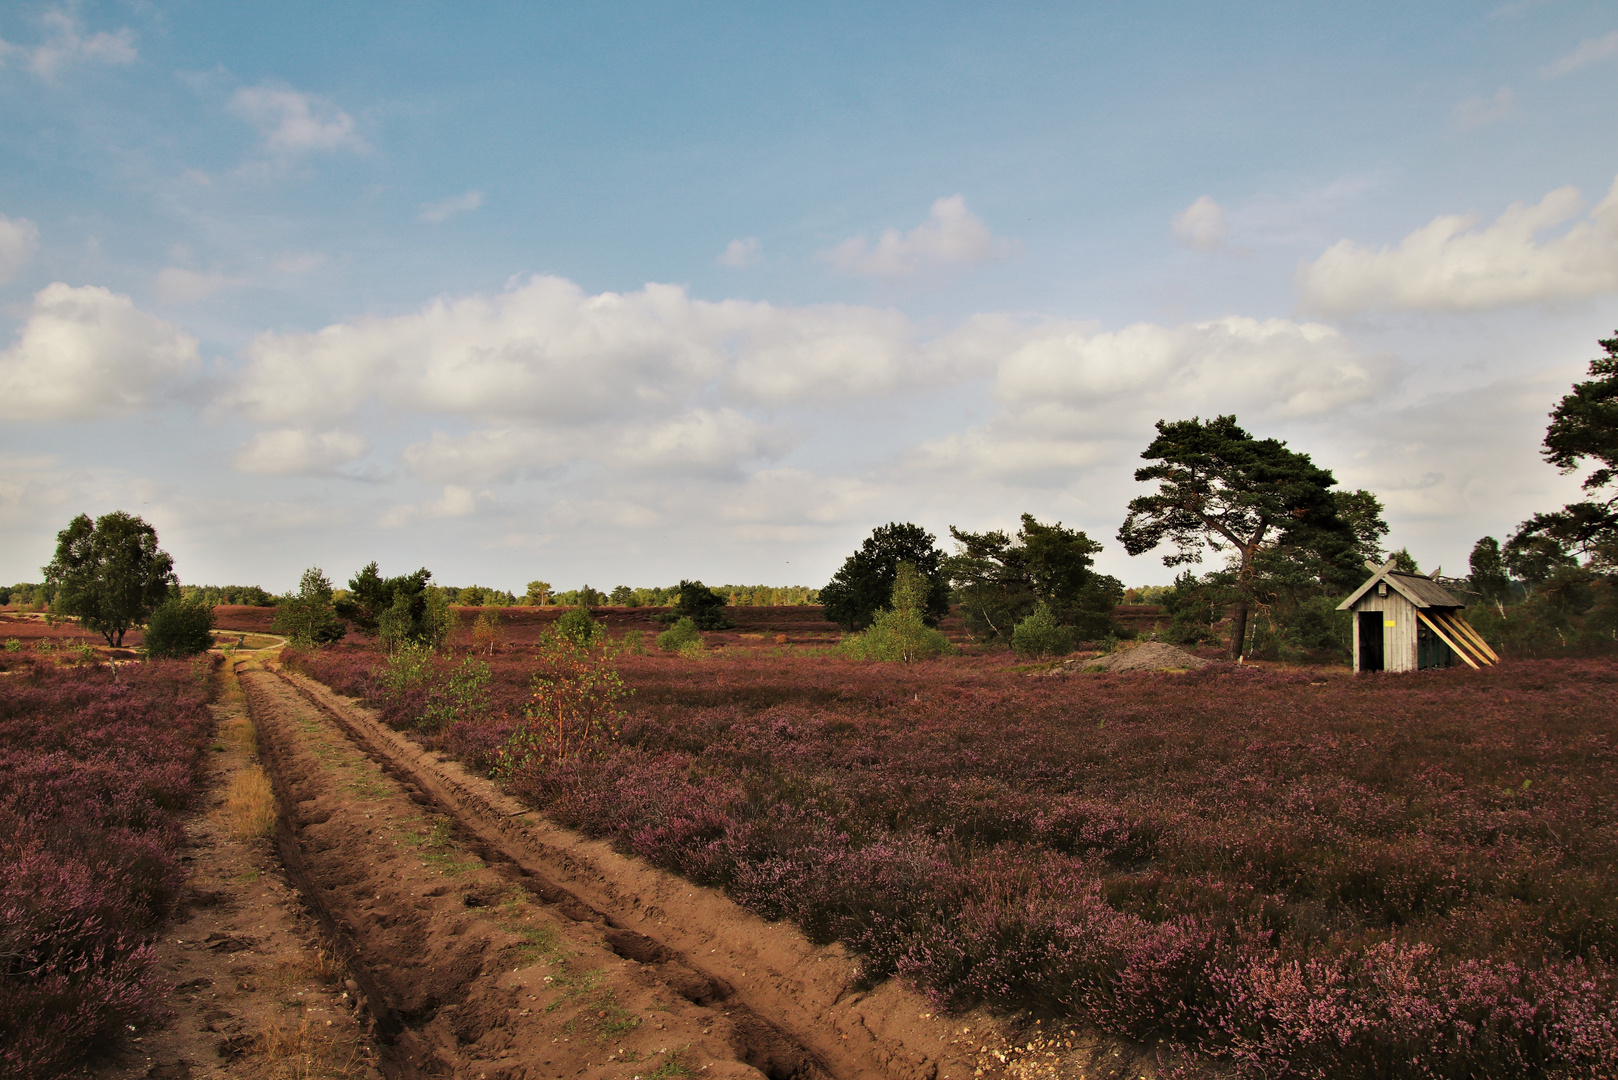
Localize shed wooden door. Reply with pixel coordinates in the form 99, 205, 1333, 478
1357, 610, 1384, 672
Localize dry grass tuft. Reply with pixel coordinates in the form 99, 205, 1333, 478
225, 714, 259, 757
246, 1014, 371, 1080
276, 946, 346, 988
225, 765, 278, 838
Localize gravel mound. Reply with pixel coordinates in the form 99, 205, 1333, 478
1065, 641, 1211, 673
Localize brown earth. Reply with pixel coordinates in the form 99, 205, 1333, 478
60, 635, 1168, 1079
218, 659, 1163, 1080
1050, 642, 1214, 674
82, 656, 382, 1080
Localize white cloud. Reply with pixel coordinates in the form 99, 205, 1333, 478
718, 237, 762, 268
818, 196, 1016, 278
714, 469, 884, 531
154, 266, 242, 304
419, 190, 484, 223
910, 316, 1387, 484
610, 408, 793, 477
231, 429, 370, 476
228, 275, 949, 429
0, 214, 40, 282
1171, 195, 1229, 251
402, 428, 569, 485
1451, 86, 1518, 130
0, 283, 198, 421
5, 9, 137, 78
1297, 174, 1618, 313
379, 485, 482, 529
1542, 30, 1618, 79
229, 83, 365, 155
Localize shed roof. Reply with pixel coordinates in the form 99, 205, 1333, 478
1337, 559, 1467, 611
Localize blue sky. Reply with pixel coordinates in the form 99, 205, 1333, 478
2, 1, 1617, 593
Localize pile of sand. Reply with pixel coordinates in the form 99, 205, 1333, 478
1054, 640, 1211, 674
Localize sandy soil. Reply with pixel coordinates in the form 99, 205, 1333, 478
81, 658, 381, 1080
226, 662, 1163, 1080
1052, 642, 1213, 674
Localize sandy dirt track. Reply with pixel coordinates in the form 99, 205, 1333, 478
242, 663, 1103, 1080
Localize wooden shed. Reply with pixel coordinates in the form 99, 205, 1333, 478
1337, 559, 1498, 673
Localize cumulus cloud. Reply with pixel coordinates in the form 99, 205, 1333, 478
611, 408, 793, 477
910, 316, 1388, 484
717, 238, 762, 267
0, 284, 198, 421
228, 275, 946, 429
1542, 30, 1618, 79
1171, 196, 1229, 251
1297, 175, 1618, 314
229, 83, 365, 155
418, 190, 484, 223
231, 429, 370, 476
0, 214, 40, 282
3, 9, 137, 78
818, 196, 1015, 278
1451, 86, 1518, 130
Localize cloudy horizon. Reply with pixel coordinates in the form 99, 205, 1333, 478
2, 3, 1615, 593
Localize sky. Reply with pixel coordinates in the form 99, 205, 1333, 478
2, 1, 1617, 594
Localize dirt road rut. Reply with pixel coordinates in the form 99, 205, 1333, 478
243, 664, 1001, 1080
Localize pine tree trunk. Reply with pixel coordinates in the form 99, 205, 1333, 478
1229, 598, 1249, 660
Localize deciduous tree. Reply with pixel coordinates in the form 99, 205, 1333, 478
821, 523, 949, 631
44, 511, 177, 647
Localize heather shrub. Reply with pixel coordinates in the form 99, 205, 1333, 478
143, 595, 215, 658
485, 656, 1618, 1080
1010, 601, 1075, 658
0, 661, 214, 1078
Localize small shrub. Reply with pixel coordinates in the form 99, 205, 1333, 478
837, 563, 953, 663
144, 596, 216, 658
4, 638, 20, 652
471, 607, 503, 654
1011, 602, 1075, 658
497, 639, 629, 773
656, 617, 702, 653
838, 608, 952, 662
554, 607, 603, 648
421, 655, 492, 733
621, 628, 644, 655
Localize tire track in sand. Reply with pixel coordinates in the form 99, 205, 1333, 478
245, 662, 998, 1080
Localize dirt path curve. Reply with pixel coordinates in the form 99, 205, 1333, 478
243, 664, 1018, 1080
